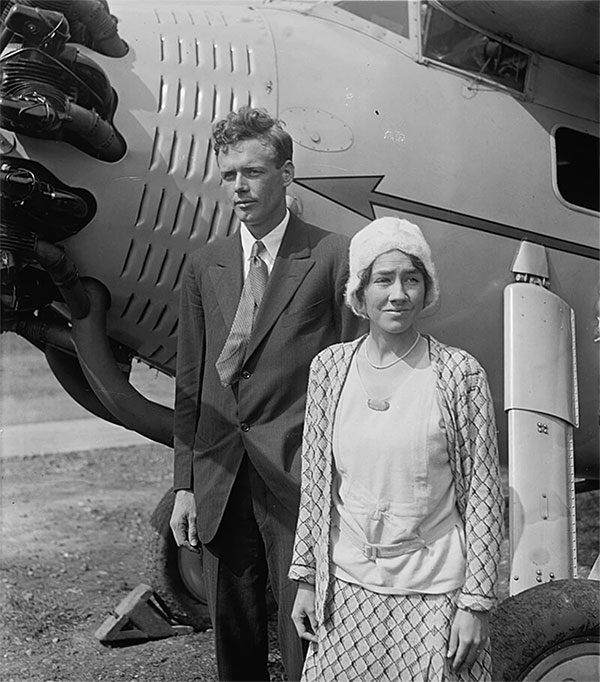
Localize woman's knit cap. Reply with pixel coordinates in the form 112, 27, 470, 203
345, 217, 440, 318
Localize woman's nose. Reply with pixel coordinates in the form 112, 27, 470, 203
389, 281, 408, 301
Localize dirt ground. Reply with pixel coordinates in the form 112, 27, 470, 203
1, 444, 223, 682
1, 336, 598, 682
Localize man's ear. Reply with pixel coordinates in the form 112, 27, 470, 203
281, 160, 295, 187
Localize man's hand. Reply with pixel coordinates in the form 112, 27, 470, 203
446, 607, 490, 674
169, 490, 200, 553
291, 583, 318, 643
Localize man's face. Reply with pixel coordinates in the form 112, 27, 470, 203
217, 138, 294, 237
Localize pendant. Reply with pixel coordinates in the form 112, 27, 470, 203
367, 398, 390, 411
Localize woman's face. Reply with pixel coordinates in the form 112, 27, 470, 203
361, 250, 426, 336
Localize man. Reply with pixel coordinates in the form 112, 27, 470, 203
170, 107, 361, 681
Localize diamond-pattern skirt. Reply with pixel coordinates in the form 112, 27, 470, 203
301, 578, 492, 682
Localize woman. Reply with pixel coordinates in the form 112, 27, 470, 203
289, 217, 504, 681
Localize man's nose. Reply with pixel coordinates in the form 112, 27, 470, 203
234, 173, 247, 193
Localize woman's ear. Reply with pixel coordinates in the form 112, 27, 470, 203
354, 291, 367, 318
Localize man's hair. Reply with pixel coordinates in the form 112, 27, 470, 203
212, 107, 293, 167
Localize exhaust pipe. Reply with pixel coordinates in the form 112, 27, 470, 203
70, 277, 174, 447
30, 239, 174, 447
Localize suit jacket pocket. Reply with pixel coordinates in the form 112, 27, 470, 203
280, 296, 330, 328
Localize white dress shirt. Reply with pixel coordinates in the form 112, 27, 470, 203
240, 210, 290, 279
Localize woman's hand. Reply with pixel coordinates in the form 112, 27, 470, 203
291, 583, 318, 643
446, 607, 489, 674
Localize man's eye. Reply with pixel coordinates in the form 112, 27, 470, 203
246, 170, 262, 177
221, 173, 235, 182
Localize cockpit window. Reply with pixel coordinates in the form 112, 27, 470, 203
554, 128, 599, 213
421, 3, 529, 92
335, 1, 410, 38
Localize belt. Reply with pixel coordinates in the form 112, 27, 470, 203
338, 508, 462, 561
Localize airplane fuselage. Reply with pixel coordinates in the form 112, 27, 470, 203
2, 0, 598, 473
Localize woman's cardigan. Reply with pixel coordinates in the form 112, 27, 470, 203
289, 334, 504, 621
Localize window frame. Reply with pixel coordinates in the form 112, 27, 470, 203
309, 1, 420, 59
550, 124, 600, 216
417, 0, 536, 99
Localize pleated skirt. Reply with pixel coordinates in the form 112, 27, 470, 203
301, 578, 492, 682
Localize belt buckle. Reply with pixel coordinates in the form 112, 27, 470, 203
411, 536, 426, 552
363, 545, 378, 560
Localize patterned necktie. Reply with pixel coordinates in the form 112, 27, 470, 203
215, 240, 268, 387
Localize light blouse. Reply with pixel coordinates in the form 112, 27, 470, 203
331, 339, 466, 594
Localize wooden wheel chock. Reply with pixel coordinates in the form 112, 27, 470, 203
95, 583, 194, 644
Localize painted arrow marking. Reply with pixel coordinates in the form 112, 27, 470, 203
294, 175, 599, 260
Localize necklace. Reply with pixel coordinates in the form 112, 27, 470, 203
365, 333, 421, 369
358, 335, 421, 411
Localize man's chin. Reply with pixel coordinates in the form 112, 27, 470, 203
231, 208, 245, 223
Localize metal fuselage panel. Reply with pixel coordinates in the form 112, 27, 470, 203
6, 1, 598, 471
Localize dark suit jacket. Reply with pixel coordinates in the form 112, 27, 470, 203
173, 213, 362, 544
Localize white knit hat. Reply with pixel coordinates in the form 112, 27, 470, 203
345, 217, 440, 318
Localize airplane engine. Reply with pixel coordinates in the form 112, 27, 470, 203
0, 17, 125, 161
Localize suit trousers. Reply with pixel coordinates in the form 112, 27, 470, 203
203, 456, 306, 681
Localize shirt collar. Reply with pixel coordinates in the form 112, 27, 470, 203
240, 209, 290, 265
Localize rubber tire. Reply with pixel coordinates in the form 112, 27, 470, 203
490, 579, 600, 680
145, 489, 212, 631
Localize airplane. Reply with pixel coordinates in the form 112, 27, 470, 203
1, 0, 598, 678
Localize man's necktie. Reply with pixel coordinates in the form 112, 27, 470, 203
215, 240, 268, 387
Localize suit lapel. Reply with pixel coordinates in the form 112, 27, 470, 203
208, 234, 243, 330
245, 215, 315, 359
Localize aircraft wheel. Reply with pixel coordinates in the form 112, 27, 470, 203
490, 578, 599, 680
145, 489, 212, 631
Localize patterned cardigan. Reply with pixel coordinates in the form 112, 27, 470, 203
289, 334, 504, 621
